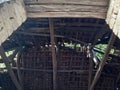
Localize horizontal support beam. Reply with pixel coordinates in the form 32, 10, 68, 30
26, 5, 107, 13
24, 0, 109, 6
25, 0, 109, 18
12, 67, 89, 73
21, 27, 105, 32
27, 12, 106, 19
25, 22, 105, 27
16, 31, 87, 44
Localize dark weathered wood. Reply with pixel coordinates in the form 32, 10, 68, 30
16, 49, 23, 89
19, 26, 105, 32
90, 32, 116, 90
12, 67, 89, 73
24, 0, 109, 6
16, 31, 86, 44
0, 46, 22, 90
25, 22, 104, 27
88, 47, 93, 90
49, 18, 57, 90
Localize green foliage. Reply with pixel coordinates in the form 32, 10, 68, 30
0, 49, 15, 72
95, 44, 114, 54
96, 52, 103, 59
95, 44, 114, 60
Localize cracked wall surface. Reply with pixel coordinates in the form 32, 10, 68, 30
0, 0, 27, 44
106, 0, 120, 38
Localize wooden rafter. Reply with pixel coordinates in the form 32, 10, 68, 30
0, 45, 22, 90
16, 31, 86, 44
90, 32, 116, 90
49, 18, 57, 90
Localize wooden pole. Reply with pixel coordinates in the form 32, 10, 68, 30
0, 45, 22, 90
16, 49, 23, 89
88, 47, 93, 90
90, 32, 116, 90
49, 18, 57, 90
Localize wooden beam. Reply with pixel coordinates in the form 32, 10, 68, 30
19, 26, 104, 33
27, 12, 106, 19
25, 0, 109, 19
88, 46, 93, 90
49, 18, 57, 90
26, 5, 107, 13
24, 22, 105, 27
24, 0, 109, 6
16, 31, 86, 44
16, 49, 23, 89
0, 45, 22, 90
12, 67, 89, 73
90, 32, 116, 90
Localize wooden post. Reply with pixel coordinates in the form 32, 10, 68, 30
0, 45, 22, 90
90, 32, 116, 90
88, 48, 93, 90
49, 18, 57, 90
16, 49, 23, 89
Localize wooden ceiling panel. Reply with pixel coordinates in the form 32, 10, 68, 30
24, 0, 109, 6
24, 0, 110, 18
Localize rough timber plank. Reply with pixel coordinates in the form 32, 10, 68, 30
27, 12, 106, 18
0, 0, 26, 44
25, 0, 109, 18
26, 5, 108, 13
24, 0, 109, 6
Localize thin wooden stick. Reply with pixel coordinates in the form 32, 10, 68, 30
90, 32, 116, 90
0, 45, 22, 90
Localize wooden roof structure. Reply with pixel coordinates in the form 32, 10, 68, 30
0, 0, 120, 90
